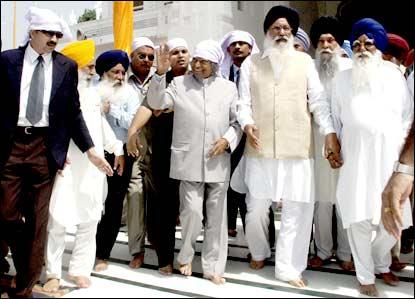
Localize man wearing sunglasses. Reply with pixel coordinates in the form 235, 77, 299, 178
0, 7, 112, 298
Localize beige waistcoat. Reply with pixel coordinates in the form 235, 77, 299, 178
245, 52, 314, 159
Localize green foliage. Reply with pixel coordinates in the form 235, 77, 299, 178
78, 9, 96, 23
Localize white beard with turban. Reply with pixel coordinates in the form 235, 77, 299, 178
351, 49, 383, 95
315, 47, 342, 88
263, 32, 295, 57
98, 77, 136, 105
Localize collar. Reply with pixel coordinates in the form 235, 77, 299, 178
129, 67, 155, 86
26, 43, 53, 66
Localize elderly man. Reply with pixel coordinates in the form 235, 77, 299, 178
0, 7, 112, 298
331, 18, 413, 296
307, 16, 354, 272
42, 40, 124, 293
294, 27, 310, 53
231, 5, 341, 288
148, 40, 241, 284
127, 37, 191, 275
94, 50, 141, 272
219, 30, 274, 242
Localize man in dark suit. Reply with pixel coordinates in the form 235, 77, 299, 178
0, 7, 113, 298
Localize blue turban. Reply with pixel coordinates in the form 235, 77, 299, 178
95, 50, 130, 77
350, 18, 388, 52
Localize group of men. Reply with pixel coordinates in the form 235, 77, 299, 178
0, 4, 413, 298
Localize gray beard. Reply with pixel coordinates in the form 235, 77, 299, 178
315, 52, 339, 86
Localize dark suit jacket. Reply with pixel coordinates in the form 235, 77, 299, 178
0, 45, 94, 171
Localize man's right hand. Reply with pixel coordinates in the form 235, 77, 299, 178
244, 124, 261, 151
87, 148, 113, 176
127, 131, 143, 158
156, 44, 171, 75
102, 100, 110, 114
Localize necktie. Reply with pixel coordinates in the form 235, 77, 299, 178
235, 69, 240, 87
229, 65, 235, 82
26, 56, 45, 125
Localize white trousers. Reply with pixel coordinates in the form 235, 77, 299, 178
177, 181, 228, 276
46, 218, 98, 279
347, 220, 396, 285
245, 194, 314, 281
314, 201, 351, 261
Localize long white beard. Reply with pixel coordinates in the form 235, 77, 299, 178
98, 78, 134, 105
351, 50, 383, 95
315, 48, 341, 86
263, 33, 295, 57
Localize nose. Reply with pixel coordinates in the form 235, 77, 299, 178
50, 35, 58, 43
322, 41, 330, 49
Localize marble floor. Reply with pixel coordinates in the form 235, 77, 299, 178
2, 217, 414, 298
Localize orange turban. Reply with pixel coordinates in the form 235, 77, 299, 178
60, 40, 95, 69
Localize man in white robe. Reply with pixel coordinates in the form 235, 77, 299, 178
230, 5, 342, 288
43, 40, 124, 292
331, 18, 413, 297
307, 16, 354, 272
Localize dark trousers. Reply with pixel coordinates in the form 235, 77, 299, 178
95, 149, 134, 260
227, 134, 275, 247
0, 132, 55, 298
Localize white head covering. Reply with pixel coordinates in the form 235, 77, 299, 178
131, 37, 155, 54
193, 40, 223, 65
166, 38, 189, 52
220, 30, 259, 78
22, 7, 73, 46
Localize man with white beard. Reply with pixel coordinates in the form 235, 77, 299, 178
230, 5, 342, 288
331, 18, 413, 297
94, 50, 142, 272
43, 40, 124, 292
307, 16, 354, 272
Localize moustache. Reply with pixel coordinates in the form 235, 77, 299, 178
47, 41, 57, 47
356, 51, 372, 58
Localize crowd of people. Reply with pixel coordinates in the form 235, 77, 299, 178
0, 4, 413, 298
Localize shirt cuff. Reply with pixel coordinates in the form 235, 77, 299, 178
323, 127, 336, 136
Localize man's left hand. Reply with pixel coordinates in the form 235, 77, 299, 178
114, 155, 125, 176
209, 138, 229, 158
87, 148, 114, 176
325, 133, 343, 168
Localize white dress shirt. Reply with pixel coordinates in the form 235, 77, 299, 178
18, 43, 53, 127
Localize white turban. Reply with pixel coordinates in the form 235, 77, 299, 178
166, 38, 189, 52
220, 30, 259, 78
22, 7, 73, 46
131, 37, 154, 54
193, 40, 223, 65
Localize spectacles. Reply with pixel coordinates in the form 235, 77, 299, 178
39, 30, 63, 39
352, 40, 375, 50
191, 58, 211, 66
137, 53, 155, 61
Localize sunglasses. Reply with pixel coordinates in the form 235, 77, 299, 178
39, 30, 63, 39
137, 53, 155, 61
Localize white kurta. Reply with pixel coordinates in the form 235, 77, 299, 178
231, 49, 334, 203
331, 62, 414, 229
313, 57, 352, 203
49, 85, 123, 227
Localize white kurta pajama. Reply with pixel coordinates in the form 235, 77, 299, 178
331, 62, 413, 285
312, 57, 353, 262
46, 84, 123, 279
231, 48, 335, 282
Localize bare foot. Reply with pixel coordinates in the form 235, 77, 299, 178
10, 277, 16, 289
288, 278, 308, 288
42, 278, 60, 293
359, 284, 379, 297
249, 259, 265, 270
94, 259, 108, 272
67, 275, 91, 288
158, 264, 173, 276
203, 274, 226, 285
179, 263, 192, 276
129, 252, 144, 269
339, 260, 355, 271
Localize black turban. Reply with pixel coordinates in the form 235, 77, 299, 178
263, 5, 299, 35
96, 50, 130, 77
310, 16, 345, 49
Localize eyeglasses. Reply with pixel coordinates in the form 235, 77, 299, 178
137, 53, 155, 61
191, 58, 211, 66
39, 30, 63, 39
352, 40, 375, 50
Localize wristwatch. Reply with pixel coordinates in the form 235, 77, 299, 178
393, 161, 414, 176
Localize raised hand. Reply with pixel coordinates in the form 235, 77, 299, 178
156, 43, 171, 75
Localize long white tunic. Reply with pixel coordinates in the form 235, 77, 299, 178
313, 57, 352, 203
331, 62, 413, 228
231, 49, 334, 203
49, 85, 123, 227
